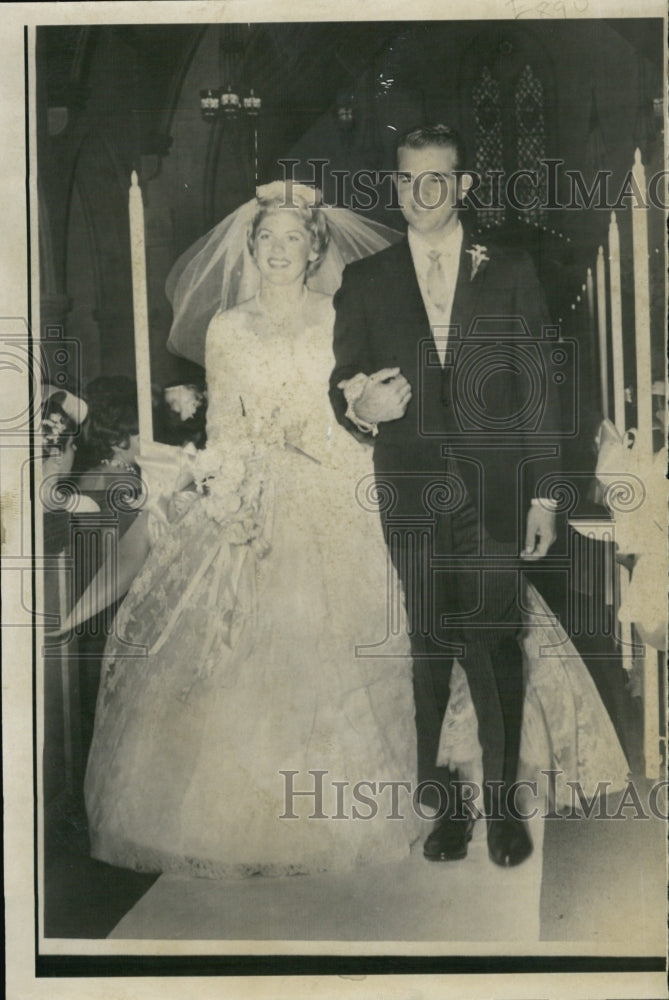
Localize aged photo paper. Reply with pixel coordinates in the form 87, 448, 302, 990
1, 2, 667, 999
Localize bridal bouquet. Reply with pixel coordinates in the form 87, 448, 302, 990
190, 442, 270, 553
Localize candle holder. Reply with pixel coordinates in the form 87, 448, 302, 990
336, 91, 355, 130
220, 86, 241, 119
243, 89, 262, 118
200, 84, 260, 127
199, 88, 220, 122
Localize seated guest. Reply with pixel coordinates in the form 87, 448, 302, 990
40, 385, 99, 516
75, 376, 143, 513
41, 386, 99, 743
69, 377, 144, 761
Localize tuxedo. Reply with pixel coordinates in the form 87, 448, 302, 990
330, 229, 563, 808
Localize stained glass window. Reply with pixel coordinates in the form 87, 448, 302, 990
514, 64, 548, 225
472, 66, 505, 229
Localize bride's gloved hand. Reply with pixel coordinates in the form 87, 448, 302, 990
339, 368, 412, 435
355, 368, 412, 424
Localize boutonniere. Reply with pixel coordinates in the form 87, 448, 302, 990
466, 243, 490, 281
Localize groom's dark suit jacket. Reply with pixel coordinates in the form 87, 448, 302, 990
329, 235, 564, 547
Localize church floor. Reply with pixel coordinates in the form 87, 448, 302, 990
539, 785, 666, 949
108, 813, 545, 943
43, 787, 665, 951
43, 793, 158, 939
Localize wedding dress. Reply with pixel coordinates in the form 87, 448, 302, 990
84, 297, 422, 878
438, 578, 631, 811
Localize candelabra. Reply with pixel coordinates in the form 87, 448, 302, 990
199, 86, 261, 124
199, 84, 262, 184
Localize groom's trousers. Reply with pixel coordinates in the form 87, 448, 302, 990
381, 463, 525, 815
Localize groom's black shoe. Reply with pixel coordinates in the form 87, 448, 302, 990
487, 814, 533, 867
423, 814, 476, 862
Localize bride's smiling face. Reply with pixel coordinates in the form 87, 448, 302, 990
252, 211, 318, 286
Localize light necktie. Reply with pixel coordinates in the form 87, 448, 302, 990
426, 249, 449, 313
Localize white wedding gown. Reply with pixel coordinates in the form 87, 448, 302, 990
438, 585, 631, 809
85, 296, 629, 879
84, 298, 421, 878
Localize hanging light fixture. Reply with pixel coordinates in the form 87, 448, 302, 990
243, 88, 262, 118
220, 84, 241, 119
197, 26, 262, 187
199, 26, 259, 126
336, 90, 355, 130
199, 87, 221, 122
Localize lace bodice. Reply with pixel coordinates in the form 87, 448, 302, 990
203, 294, 341, 466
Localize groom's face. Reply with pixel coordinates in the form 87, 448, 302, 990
394, 144, 462, 239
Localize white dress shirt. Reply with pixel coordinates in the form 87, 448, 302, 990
408, 222, 464, 366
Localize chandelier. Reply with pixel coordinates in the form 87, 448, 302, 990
198, 26, 262, 181
199, 25, 261, 122
199, 86, 261, 123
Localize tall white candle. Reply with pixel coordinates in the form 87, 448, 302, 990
608, 212, 625, 433
581, 277, 593, 375
631, 148, 653, 454
596, 247, 609, 420
128, 171, 153, 447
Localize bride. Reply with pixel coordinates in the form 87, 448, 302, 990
80, 183, 422, 878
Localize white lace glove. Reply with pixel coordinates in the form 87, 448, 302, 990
337, 373, 379, 436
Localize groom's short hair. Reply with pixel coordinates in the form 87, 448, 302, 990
396, 124, 467, 170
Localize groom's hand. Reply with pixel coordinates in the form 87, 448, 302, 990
354, 369, 412, 424
521, 504, 557, 560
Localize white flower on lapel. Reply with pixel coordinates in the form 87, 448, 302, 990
466, 243, 490, 281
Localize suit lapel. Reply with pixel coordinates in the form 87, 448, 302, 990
387, 238, 429, 330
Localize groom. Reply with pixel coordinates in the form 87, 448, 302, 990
329, 124, 562, 867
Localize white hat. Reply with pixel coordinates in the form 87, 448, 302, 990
43, 384, 88, 426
